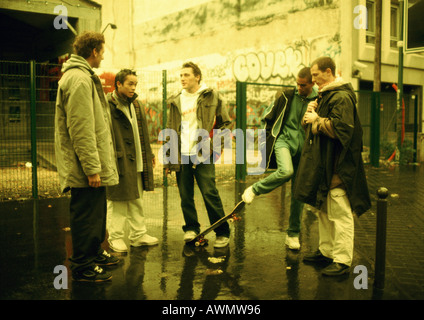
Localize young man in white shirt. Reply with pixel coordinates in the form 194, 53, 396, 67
165, 62, 232, 248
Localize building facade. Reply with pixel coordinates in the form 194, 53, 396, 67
98, 0, 424, 162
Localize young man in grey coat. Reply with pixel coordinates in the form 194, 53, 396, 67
55, 32, 119, 282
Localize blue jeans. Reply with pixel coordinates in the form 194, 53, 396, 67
252, 146, 304, 237
176, 155, 230, 237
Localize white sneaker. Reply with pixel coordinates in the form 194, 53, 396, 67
214, 236, 230, 248
242, 186, 256, 204
285, 236, 300, 250
131, 234, 159, 247
109, 239, 128, 253
183, 231, 198, 242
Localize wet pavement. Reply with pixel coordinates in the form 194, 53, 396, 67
0, 164, 423, 302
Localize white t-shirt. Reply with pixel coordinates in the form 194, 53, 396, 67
180, 84, 207, 156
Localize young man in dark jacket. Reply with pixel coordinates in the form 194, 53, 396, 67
294, 57, 371, 276
242, 67, 318, 250
164, 62, 232, 248
106, 69, 158, 253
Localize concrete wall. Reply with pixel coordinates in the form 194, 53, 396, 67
96, 0, 424, 162
99, 0, 341, 84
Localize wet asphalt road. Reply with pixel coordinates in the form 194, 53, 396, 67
1, 165, 424, 301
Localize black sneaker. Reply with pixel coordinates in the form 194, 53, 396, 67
303, 250, 333, 264
94, 250, 120, 266
322, 262, 350, 276
72, 265, 112, 282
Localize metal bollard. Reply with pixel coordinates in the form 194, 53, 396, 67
374, 187, 388, 290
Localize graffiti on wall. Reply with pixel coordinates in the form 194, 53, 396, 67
231, 36, 341, 83
303, 0, 334, 8
120, 34, 342, 142
142, 100, 163, 142
233, 48, 305, 83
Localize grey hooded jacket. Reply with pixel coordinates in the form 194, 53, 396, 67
54, 54, 118, 192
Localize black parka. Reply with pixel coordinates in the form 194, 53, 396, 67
293, 81, 371, 216
106, 91, 155, 201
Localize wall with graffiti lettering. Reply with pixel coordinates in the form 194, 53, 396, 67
231, 35, 341, 84
130, 31, 342, 139
99, 0, 344, 141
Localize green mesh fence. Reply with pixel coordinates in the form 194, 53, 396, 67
0, 60, 62, 200
5, 61, 401, 201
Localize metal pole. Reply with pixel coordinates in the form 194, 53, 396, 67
30, 60, 38, 199
162, 70, 168, 187
235, 81, 246, 181
160, 70, 169, 292
397, 0, 405, 155
413, 94, 418, 162
371, 0, 382, 167
370, 92, 380, 167
374, 187, 388, 289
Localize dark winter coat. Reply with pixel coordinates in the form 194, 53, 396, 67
293, 81, 371, 216
261, 87, 296, 170
106, 91, 155, 201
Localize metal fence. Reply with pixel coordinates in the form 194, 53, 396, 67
0, 60, 62, 200
2, 58, 413, 201
235, 81, 295, 180
357, 90, 418, 165
0, 62, 245, 201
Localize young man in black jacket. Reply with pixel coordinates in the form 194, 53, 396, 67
294, 57, 371, 276
106, 69, 158, 253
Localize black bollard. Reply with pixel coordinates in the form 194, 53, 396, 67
374, 187, 388, 290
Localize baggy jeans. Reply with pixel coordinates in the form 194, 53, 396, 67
176, 155, 230, 237
252, 146, 304, 237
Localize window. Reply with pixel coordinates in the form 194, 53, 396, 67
8, 86, 21, 100
390, 1, 400, 48
9, 106, 21, 123
366, 0, 376, 44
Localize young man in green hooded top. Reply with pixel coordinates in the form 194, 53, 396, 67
242, 67, 318, 250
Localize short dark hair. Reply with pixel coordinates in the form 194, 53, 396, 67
297, 67, 312, 83
182, 61, 202, 83
73, 31, 105, 59
311, 56, 336, 76
114, 69, 137, 89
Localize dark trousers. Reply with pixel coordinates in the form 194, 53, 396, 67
69, 187, 107, 272
176, 156, 230, 237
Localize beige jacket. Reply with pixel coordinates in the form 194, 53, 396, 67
165, 87, 232, 171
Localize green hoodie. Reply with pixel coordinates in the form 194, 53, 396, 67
54, 54, 118, 192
